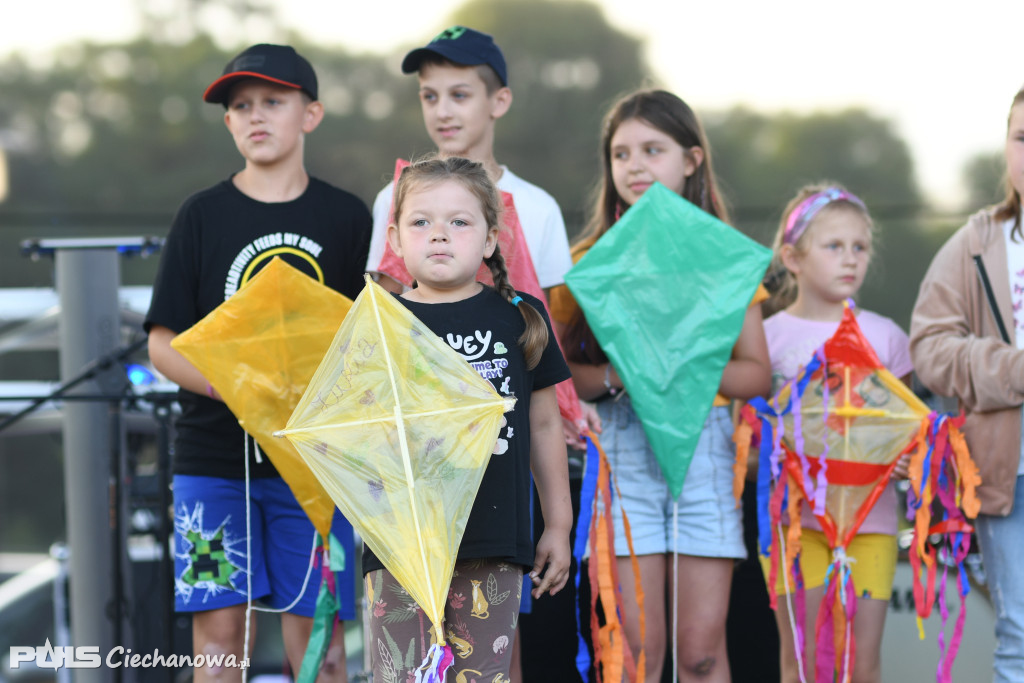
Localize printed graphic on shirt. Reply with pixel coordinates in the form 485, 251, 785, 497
224, 232, 326, 298
1013, 267, 1024, 334
446, 327, 515, 456
771, 338, 823, 394
174, 501, 246, 604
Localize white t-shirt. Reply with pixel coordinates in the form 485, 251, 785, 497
365, 165, 573, 288
1000, 218, 1024, 474
763, 308, 913, 536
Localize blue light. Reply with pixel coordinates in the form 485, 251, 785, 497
125, 363, 155, 386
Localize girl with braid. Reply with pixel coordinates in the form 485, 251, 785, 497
363, 155, 572, 682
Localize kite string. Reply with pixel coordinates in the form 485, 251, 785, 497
672, 502, 678, 683
251, 530, 318, 613
775, 518, 807, 683
247, 438, 318, 613
243, 434, 253, 683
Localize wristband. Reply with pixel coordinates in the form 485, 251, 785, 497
603, 364, 618, 396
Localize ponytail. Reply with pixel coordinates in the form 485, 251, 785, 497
484, 244, 548, 370
762, 262, 797, 318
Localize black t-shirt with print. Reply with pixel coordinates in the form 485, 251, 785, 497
145, 177, 371, 479
361, 286, 570, 573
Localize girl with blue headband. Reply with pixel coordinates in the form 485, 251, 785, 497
764, 182, 913, 683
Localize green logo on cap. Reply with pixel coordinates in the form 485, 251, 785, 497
433, 26, 467, 42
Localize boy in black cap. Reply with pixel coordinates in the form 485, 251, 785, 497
146, 43, 369, 681
364, 26, 573, 295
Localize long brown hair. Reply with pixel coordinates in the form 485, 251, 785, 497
393, 156, 549, 369
995, 86, 1024, 239
564, 89, 727, 364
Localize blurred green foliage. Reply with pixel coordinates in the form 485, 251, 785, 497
0, 0, 1008, 553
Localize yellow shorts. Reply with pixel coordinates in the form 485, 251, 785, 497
759, 529, 897, 600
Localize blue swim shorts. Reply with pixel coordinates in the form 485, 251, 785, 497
172, 474, 355, 619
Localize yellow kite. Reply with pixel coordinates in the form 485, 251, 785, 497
276, 275, 515, 680
171, 256, 353, 537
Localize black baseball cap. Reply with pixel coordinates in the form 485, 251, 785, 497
401, 26, 508, 87
203, 44, 318, 105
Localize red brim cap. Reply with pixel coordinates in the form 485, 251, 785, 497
203, 71, 303, 104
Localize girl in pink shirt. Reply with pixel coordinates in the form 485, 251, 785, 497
762, 182, 912, 683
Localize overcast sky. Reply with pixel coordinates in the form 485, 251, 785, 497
3, 0, 1023, 208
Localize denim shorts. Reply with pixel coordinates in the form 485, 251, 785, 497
172, 474, 356, 618
596, 397, 745, 559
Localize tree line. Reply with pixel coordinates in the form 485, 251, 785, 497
0, 0, 999, 322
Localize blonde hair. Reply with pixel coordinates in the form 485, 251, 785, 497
766, 181, 874, 312
393, 156, 549, 369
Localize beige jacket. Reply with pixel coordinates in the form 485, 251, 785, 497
910, 208, 1024, 516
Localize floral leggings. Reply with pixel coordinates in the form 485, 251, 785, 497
366, 559, 523, 683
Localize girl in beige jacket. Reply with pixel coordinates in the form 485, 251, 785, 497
910, 84, 1024, 683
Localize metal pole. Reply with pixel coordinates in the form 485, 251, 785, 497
55, 247, 127, 682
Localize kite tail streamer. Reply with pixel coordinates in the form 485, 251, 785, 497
747, 394, 787, 559
766, 466, 789, 612
619, 481, 646, 681
815, 549, 857, 683
785, 473, 807, 678
935, 530, 971, 683
774, 471, 807, 683
587, 527, 603, 683
413, 643, 454, 683
587, 432, 645, 682
572, 432, 600, 682
755, 403, 777, 558
783, 352, 825, 516
591, 439, 625, 683
947, 419, 981, 518
905, 412, 980, 681
297, 538, 340, 683
909, 417, 942, 622
935, 416, 978, 683
732, 406, 757, 506
807, 351, 829, 517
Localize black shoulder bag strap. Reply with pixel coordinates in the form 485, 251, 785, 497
973, 254, 1012, 344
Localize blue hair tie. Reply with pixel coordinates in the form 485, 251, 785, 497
511, 296, 523, 307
